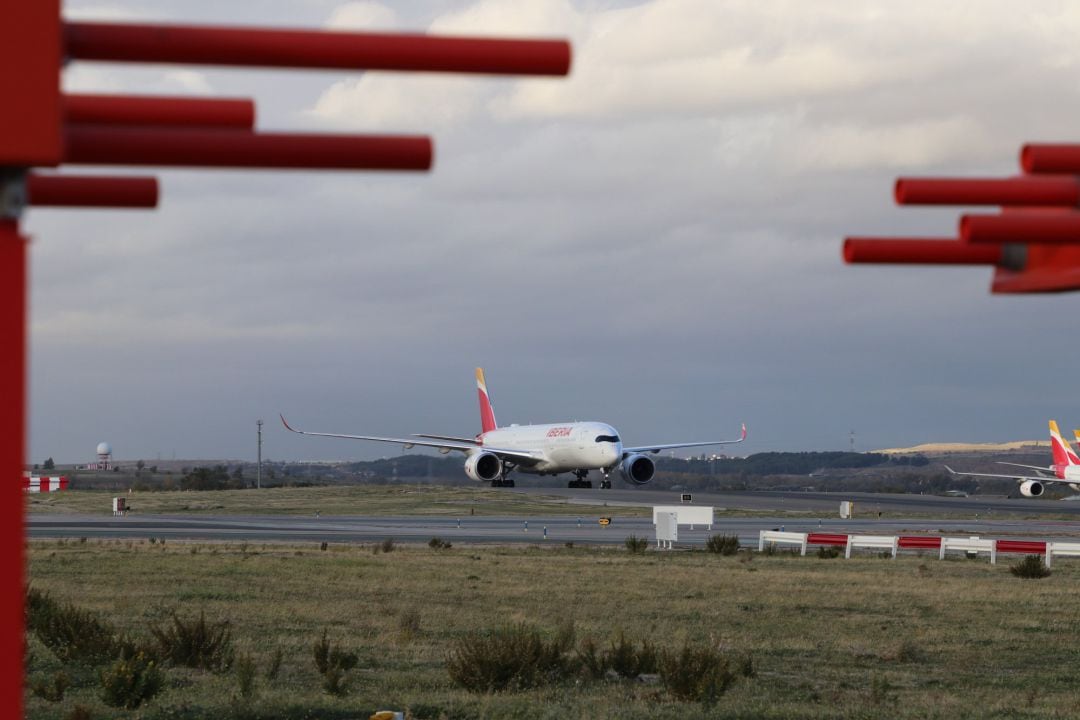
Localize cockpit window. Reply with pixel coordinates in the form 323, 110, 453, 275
595, 435, 620, 443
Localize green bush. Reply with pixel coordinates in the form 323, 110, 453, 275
380, 538, 396, 553
313, 629, 358, 696
265, 647, 283, 681
27, 588, 120, 664
658, 643, 735, 705
151, 611, 234, 671
65, 705, 92, 720
607, 632, 657, 679
705, 534, 740, 555
234, 653, 257, 698
31, 670, 69, 702
99, 650, 164, 709
1010, 555, 1051, 579
446, 623, 573, 692
624, 535, 649, 554
576, 637, 609, 680
817, 545, 842, 559
429, 537, 452, 550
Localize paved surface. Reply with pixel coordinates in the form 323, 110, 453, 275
28, 487, 1080, 546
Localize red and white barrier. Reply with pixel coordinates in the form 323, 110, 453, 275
759, 530, 1064, 566
21, 475, 69, 493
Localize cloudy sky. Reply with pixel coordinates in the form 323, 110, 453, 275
25, 0, 1080, 464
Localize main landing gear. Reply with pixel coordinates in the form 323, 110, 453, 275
568, 469, 592, 489
567, 470, 612, 489
491, 459, 517, 487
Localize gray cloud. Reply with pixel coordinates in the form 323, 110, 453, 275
26, 1, 1080, 465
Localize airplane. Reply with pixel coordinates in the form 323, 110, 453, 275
944, 420, 1080, 497
281, 368, 746, 489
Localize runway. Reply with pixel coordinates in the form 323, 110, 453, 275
27, 487, 1080, 546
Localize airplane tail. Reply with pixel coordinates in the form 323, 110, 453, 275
1049, 420, 1080, 466
476, 368, 497, 434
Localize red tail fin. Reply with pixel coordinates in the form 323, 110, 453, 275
476, 368, 497, 434
1050, 420, 1080, 466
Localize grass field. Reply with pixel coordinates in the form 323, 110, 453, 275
24, 485, 653, 518
24, 536, 1080, 720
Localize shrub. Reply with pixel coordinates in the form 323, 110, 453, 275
31, 671, 69, 702
27, 588, 120, 664
607, 632, 657, 679
429, 537, 452, 550
659, 643, 735, 705
65, 705, 92, 720
893, 639, 927, 664
762, 542, 778, 556
380, 538, 396, 553
313, 629, 358, 696
99, 650, 164, 709
576, 637, 609, 680
320, 541, 328, 552
151, 611, 234, 671
235, 653, 257, 698
399, 608, 422, 639
265, 647, 283, 681
1011, 555, 1052, 579
705, 534, 740, 555
624, 535, 649, 554
817, 545, 841, 559
446, 623, 573, 692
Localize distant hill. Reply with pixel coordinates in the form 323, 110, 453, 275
875, 440, 1044, 455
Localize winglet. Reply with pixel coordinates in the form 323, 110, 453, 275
280, 414, 299, 434
741, 423, 747, 441
944, 465, 957, 475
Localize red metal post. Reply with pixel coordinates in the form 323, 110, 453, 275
0, 1, 61, 166
64, 94, 255, 130
894, 176, 1080, 207
64, 21, 572, 76
63, 126, 433, 170
1021, 144, 1080, 174
960, 213, 1080, 244
843, 237, 1003, 265
0, 219, 26, 718
27, 174, 158, 208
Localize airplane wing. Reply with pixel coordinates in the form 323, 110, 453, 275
624, 423, 747, 455
996, 462, 1056, 477
944, 465, 1070, 484
414, 433, 481, 443
280, 415, 542, 463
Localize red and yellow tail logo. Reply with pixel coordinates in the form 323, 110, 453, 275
1049, 420, 1080, 467
476, 368, 497, 434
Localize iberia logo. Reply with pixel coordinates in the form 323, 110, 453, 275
546, 427, 572, 438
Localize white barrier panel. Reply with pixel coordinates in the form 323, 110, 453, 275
939, 536, 996, 564
655, 512, 677, 550
652, 505, 713, 530
758, 530, 808, 556
839, 501, 853, 519
845, 534, 898, 559
1046, 541, 1080, 568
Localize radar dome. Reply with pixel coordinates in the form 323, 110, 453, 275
96, 442, 112, 456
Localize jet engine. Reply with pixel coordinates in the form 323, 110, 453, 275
464, 452, 501, 482
1019, 480, 1044, 497
619, 453, 655, 485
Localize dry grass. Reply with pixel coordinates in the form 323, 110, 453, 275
25, 485, 649, 518
25, 539, 1080, 719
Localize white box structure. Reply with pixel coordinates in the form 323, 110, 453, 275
939, 536, 995, 563
840, 501, 853, 519
652, 505, 713, 530
845, 534, 898, 558
655, 512, 677, 549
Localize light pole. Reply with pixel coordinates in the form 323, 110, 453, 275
256, 419, 263, 490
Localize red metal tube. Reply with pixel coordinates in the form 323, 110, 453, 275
843, 237, 1002, 265
996, 540, 1047, 555
63, 126, 433, 171
27, 173, 158, 208
64, 93, 255, 129
960, 213, 1080, 244
894, 176, 1080, 207
64, 21, 572, 76
1021, 144, 1080, 174
898, 536, 942, 550
806, 533, 848, 546
0, 219, 26, 719
993, 244, 1080, 294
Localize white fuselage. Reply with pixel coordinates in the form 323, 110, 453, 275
479, 421, 622, 474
